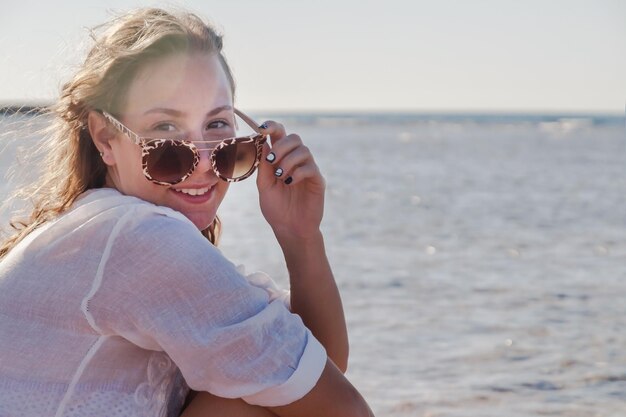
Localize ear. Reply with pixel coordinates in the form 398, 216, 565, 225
87, 111, 117, 166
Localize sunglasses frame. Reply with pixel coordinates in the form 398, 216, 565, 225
100, 108, 267, 185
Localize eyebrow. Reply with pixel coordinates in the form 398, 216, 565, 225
144, 105, 233, 117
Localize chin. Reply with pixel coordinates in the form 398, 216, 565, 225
186, 212, 216, 232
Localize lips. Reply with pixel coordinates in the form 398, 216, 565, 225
173, 187, 210, 196
170, 184, 215, 204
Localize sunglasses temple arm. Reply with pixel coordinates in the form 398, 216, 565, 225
100, 111, 143, 145
234, 108, 263, 134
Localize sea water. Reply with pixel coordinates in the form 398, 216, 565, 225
1, 112, 625, 416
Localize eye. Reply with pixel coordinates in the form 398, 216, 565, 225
206, 120, 230, 130
153, 122, 177, 132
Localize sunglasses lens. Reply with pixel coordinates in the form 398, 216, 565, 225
214, 140, 258, 180
146, 141, 195, 184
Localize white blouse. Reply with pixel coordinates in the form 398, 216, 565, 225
0, 188, 326, 417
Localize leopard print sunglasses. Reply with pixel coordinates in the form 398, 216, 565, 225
100, 109, 267, 185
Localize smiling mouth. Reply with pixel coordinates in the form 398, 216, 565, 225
173, 187, 211, 196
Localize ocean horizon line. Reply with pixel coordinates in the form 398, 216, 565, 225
2, 104, 624, 129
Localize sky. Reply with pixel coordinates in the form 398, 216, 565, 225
0, 0, 624, 113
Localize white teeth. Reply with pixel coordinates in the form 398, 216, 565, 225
175, 187, 210, 196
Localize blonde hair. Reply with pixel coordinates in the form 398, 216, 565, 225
0, 8, 235, 258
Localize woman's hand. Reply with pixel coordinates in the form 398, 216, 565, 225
256, 121, 325, 242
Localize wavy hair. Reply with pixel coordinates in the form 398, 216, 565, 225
0, 8, 235, 258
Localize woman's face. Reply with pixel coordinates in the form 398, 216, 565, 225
105, 52, 233, 230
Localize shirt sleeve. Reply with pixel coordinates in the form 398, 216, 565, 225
85, 206, 326, 406
238, 265, 291, 311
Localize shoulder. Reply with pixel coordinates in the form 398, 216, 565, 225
72, 188, 199, 244
71, 188, 193, 226
50, 188, 193, 237
111, 203, 221, 266
120, 211, 221, 267
72, 188, 222, 268
96, 193, 244, 315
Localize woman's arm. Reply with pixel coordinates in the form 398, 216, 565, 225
181, 360, 373, 417
256, 120, 349, 371
181, 392, 279, 416
277, 231, 348, 372
269, 358, 373, 417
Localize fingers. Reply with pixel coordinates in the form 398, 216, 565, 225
257, 120, 325, 187
258, 120, 287, 146
256, 120, 287, 187
284, 163, 326, 187
264, 137, 318, 185
265, 133, 303, 168
273, 145, 313, 182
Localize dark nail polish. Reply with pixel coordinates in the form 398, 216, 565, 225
266, 152, 276, 163
285, 176, 293, 185
274, 168, 284, 177
259, 123, 268, 130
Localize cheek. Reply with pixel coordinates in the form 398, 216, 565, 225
109, 143, 154, 192
113, 143, 142, 175
215, 182, 230, 204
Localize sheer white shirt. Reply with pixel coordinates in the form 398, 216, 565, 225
0, 188, 326, 417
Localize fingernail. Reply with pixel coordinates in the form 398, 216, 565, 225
266, 152, 276, 163
274, 167, 284, 177
285, 176, 293, 185
259, 123, 268, 130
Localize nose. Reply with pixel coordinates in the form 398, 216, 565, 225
192, 146, 216, 178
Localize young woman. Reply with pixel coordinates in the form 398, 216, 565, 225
0, 8, 373, 417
